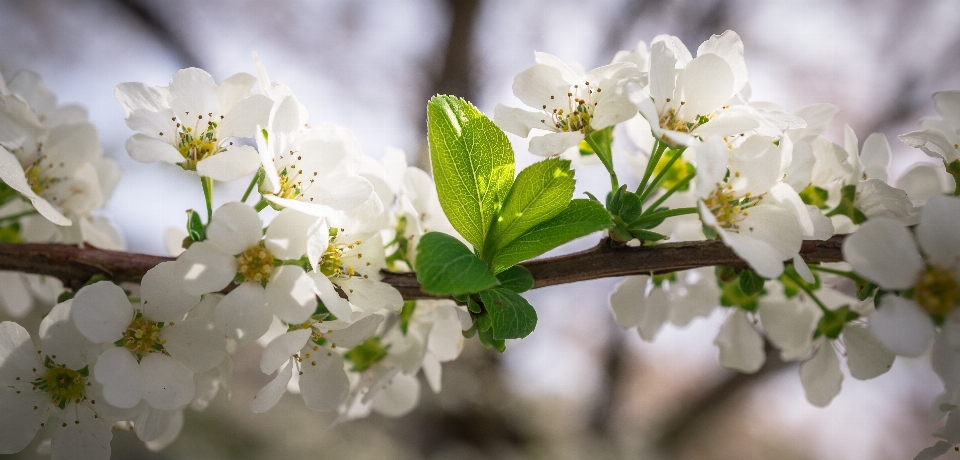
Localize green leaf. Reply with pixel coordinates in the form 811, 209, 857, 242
415, 232, 499, 296
487, 157, 575, 255
427, 96, 515, 249
479, 288, 538, 340
799, 184, 829, 209
607, 185, 643, 223
738, 270, 765, 296
344, 337, 390, 372
492, 199, 612, 271
467, 296, 482, 313
496, 265, 535, 293
477, 325, 506, 352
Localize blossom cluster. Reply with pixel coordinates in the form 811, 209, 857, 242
0, 31, 958, 459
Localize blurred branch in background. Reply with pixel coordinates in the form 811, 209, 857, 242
109, 0, 202, 68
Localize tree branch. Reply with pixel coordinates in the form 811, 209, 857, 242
0, 235, 846, 297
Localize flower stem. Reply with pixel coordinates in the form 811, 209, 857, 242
254, 198, 269, 212
0, 209, 39, 224
807, 265, 867, 284
201, 176, 215, 222
636, 140, 666, 195
638, 146, 685, 203
632, 207, 698, 226
643, 170, 696, 213
584, 130, 618, 192
785, 270, 830, 313
242, 169, 264, 203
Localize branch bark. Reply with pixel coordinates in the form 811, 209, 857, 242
0, 234, 846, 297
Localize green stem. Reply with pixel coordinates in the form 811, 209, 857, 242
0, 209, 39, 224
584, 133, 618, 191
242, 169, 264, 203
636, 140, 666, 195
632, 207, 698, 227
254, 198, 270, 212
786, 270, 829, 313
201, 176, 215, 222
807, 265, 867, 284
638, 147, 684, 203
643, 170, 696, 213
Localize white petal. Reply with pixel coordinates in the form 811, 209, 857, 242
169, 68, 219, 122
160, 318, 226, 373
141, 261, 200, 322
196, 145, 262, 182
870, 295, 935, 357
843, 324, 895, 380
250, 360, 294, 413
265, 265, 317, 325
308, 274, 352, 320
125, 133, 183, 165
214, 283, 271, 346
426, 305, 465, 362
859, 133, 890, 182
133, 406, 181, 446
337, 278, 403, 313
206, 201, 264, 255
371, 372, 420, 417
93, 347, 143, 408
261, 329, 311, 374
799, 341, 843, 407
218, 94, 273, 139
0, 148, 70, 226
915, 441, 954, 460
219, 72, 257, 111
758, 299, 819, 361
714, 310, 765, 373
494, 104, 546, 137
174, 241, 237, 296
0, 272, 32, 318
50, 403, 112, 460
900, 129, 959, 163
528, 132, 584, 157
0, 321, 42, 386
140, 353, 195, 410
39, 300, 99, 369
842, 218, 923, 289
719, 204, 801, 279
422, 353, 443, 393
676, 53, 734, 120
512, 61, 571, 110
322, 314, 383, 349
917, 195, 960, 268
792, 255, 815, 284
299, 350, 349, 411
696, 30, 747, 92
265, 208, 318, 260
0, 389, 49, 454
898, 163, 955, 205
71, 281, 133, 344
855, 179, 913, 220
302, 173, 375, 211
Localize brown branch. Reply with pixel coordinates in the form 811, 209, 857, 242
0, 234, 846, 297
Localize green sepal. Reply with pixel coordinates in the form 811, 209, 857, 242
856, 280, 879, 301
344, 337, 390, 372
467, 296, 482, 313
477, 325, 506, 352
415, 232, 499, 296
825, 184, 867, 224
495, 265, 535, 294
799, 184, 830, 209
399, 300, 416, 335
57, 291, 75, 304
717, 267, 763, 311
186, 209, 206, 242
814, 305, 860, 340
738, 270, 766, 296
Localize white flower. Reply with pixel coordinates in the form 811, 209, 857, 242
494, 52, 640, 156
255, 95, 373, 214
115, 68, 273, 181
611, 41, 650, 87
307, 196, 403, 320
634, 31, 765, 148
900, 91, 960, 163
250, 314, 384, 413
71, 263, 226, 410
694, 137, 808, 278
609, 268, 719, 341
174, 202, 319, 345
842, 195, 960, 356
714, 309, 766, 372
381, 300, 464, 393
0, 302, 134, 459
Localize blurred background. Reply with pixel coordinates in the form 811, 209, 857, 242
2, 0, 959, 458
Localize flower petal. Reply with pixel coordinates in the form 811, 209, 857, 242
265, 265, 316, 325
528, 131, 583, 157
71, 281, 133, 344
917, 195, 960, 268
371, 372, 420, 417
39, 300, 99, 369
217, 94, 273, 139
141, 261, 200, 322
842, 218, 923, 290
261, 329, 311, 374
871, 295, 935, 357
298, 350, 349, 411
206, 202, 263, 255
168, 68, 219, 123
93, 347, 143, 409
196, 145, 262, 182
174, 241, 237, 296
250, 360, 294, 414
265, 208, 317, 260
50, 402, 112, 460
214, 283, 271, 346
140, 353, 195, 410
843, 324, 895, 380
714, 310, 765, 373
160, 318, 226, 374
676, 53, 734, 120
799, 341, 843, 407
125, 133, 184, 165
0, 389, 50, 454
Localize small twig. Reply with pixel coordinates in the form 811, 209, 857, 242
0, 235, 847, 297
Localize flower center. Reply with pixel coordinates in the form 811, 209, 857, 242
703, 184, 760, 231
659, 107, 714, 134
121, 313, 165, 360
319, 244, 344, 277
176, 117, 223, 170
34, 365, 87, 409
914, 265, 960, 319
24, 160, 58, 196
541, 82, 601, 134
236, 243, 276, 283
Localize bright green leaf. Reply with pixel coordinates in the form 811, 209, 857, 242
427, 96, 515, 249
492, 199, 612, 271
496, 265, 535, 293
479, 287, 538, 340
487, 157, 575, 255
415, 232, 499, 296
